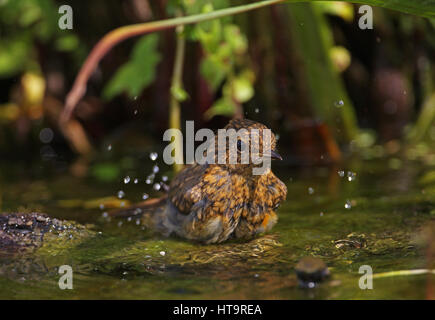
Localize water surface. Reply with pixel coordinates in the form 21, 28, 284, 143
0, 154, 433, 299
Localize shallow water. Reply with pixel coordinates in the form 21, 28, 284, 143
0, 154, 434, 299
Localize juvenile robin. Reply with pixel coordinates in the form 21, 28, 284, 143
111, 119, 287, 243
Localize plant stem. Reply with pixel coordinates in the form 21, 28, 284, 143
169, 12, 186, 174
372, 269, 435, 279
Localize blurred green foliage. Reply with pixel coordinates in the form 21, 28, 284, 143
0, 0, 83, 78
102, 0, 255, 119
289, 3, 359, 141
0, 0, 434, 160
103, 34, 161, 100
187, 1, 254, 119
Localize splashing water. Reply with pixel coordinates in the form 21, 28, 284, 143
335, 100, 344, 107
145, 174, 155, 185
150, 152, 158, 161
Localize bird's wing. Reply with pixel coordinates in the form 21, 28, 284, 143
168, 163, 209, 214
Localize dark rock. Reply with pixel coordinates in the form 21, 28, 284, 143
0, 213, 54, 253
295, 256, 330, 288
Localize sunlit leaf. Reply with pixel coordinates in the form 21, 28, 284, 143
330, 46, 351, 72
204, 97, 237, 119
224, 25, 247, 55
232, 77, 254, 103
171, 86, 189, 102
316, 2, 354, 22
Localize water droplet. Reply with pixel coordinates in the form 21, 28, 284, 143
120, 201, 126, 207
275, 134, 280, 141
255, 108, 260, 113
146, 174, 155, 184
150, 152, 158, 161
335, 100, 344, 107
308, 187, 315, 195
102, 212, 108, 218
133, 109, 138, 115
142, 193, 149, 200
152, 165, 159, 174
162, 176, 168, 182
338, 170, 345, 177
117, 190, 125, 199
124, 176, 131, 184
136, 219, 141, 225
320, 212, 324, 217
160, 251, 166, 256
107, 144, 112, 151
99, 203, 105, 210
117, 221, 123, 227
347, 171, 356, 182
344, 200, 352, 209
127, 217, 132, 222
134, 178, 139, 184
153, 183, 161, 191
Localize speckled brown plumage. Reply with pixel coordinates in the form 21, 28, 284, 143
112, 119, 287, 244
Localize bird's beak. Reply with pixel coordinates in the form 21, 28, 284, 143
271, 150, 283, 161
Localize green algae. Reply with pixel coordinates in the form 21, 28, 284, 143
0, 156, 434, 299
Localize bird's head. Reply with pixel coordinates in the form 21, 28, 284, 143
213, 119, 282, 176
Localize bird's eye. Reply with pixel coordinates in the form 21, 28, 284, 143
237, 140, 244, 151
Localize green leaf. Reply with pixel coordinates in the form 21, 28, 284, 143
327, 0, 435, 18
288, 3, 359, 142
232, 76, 254, 103
103, 34, 161, 99
316, 2, 354, 22
0, 35, 32, 78
200, 56, 227, 91
204, 97, 237, 119
224, 25, 247, 54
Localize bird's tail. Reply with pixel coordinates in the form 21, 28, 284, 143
108, 196, 167, 218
